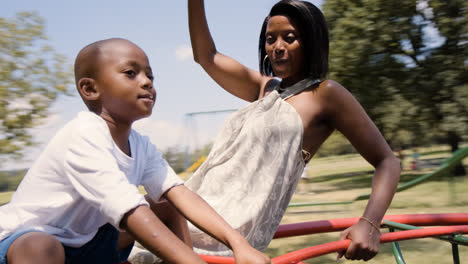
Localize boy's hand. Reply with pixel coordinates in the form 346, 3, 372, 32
165, 186, 270, 263
336, 220, 380, 261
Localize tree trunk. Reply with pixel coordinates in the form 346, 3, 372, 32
448, 131, 466, 176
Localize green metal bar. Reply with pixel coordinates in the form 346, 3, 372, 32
389, 227, 406, 264
287, 201, 353, 208
286, 147, 468, 207
355, 147, 468, 201
383, 220, 468, 246
452, 243, 460, 264
384, 220, 468, 264
383, 220, 423, 231
391, 242, 406, 264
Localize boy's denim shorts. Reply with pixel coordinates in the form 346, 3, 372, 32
0, 229, 33, 264
0, 223, 133, 264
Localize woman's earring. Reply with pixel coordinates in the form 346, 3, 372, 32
262, 55, 272, 76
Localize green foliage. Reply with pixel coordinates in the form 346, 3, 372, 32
190, 143, 212, 163
163, 146, 187, 174
163, 143, 212, 173
0, 12, 73, 164
0, 169, 27, 192
423, 0, 468, 142
0, 176, 8, 192
315, 131, 357, 157
322, 0, 467, 148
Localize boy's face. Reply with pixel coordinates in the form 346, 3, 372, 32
94, 40, 156, 124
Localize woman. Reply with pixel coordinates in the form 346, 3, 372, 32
185, 0, 401, 261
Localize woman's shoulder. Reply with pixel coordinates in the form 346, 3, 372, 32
318, 79, 347, 93
312, 80, 358, 115
316, 79, 354, 101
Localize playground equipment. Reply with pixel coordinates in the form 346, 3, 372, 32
178, 155, 207, 180
200, 213, 468, 264
182, 109, 236, 169
121, 213, 468, 264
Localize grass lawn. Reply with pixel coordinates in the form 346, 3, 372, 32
0, 191, 14, 205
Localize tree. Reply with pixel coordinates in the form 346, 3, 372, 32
424, 0, 467, 175
0, 12, 73, 164
322, 0, 467, 164
163, 143, 212, 174
163, 146, 187, 174
323, 1, 421, 143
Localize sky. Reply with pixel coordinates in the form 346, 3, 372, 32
2, 0, 323, 169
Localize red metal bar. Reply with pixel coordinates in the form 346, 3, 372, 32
274, 213, 468, 238
272, 225, 468, 264
201, 225, 468, 264
200, 255, 235, 264
200, 256, 310, 264
199, 256, 311, 264
383, 213, 468, 226
123, 214, 468, 264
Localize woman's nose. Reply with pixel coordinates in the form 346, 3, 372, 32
274, 40, 285, 54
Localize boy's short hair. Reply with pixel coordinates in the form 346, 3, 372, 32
73, 38, 134, 110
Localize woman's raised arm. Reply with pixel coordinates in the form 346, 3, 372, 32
188, 0, 271, 102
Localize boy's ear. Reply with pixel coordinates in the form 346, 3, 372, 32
77, 78, 99, 101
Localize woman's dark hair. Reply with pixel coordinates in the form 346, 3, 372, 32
259, 0, 329, 79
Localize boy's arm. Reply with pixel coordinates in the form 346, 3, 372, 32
120, 205, 205, 264
165, 185, 271, 264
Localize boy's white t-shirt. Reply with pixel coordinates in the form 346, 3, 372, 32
0, 111, 183, 247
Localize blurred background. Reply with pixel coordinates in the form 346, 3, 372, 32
0, 0, 467, 263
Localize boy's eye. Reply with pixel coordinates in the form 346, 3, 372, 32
147, 74, 154, 81
124, 70, 136, 78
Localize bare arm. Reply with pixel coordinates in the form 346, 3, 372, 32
121, 205, 206, 264
165, 185, 271, 264
324, 81, 401, 260
188, 0, 270, 102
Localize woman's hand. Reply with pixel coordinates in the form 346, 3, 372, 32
336, 219, 381, 261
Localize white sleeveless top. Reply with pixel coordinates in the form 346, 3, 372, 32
186, 80, 317, 255
127, 79, 321, 262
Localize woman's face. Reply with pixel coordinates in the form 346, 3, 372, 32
265, 15, 305, 86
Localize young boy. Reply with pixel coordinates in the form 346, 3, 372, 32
0, 38, 270, 264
